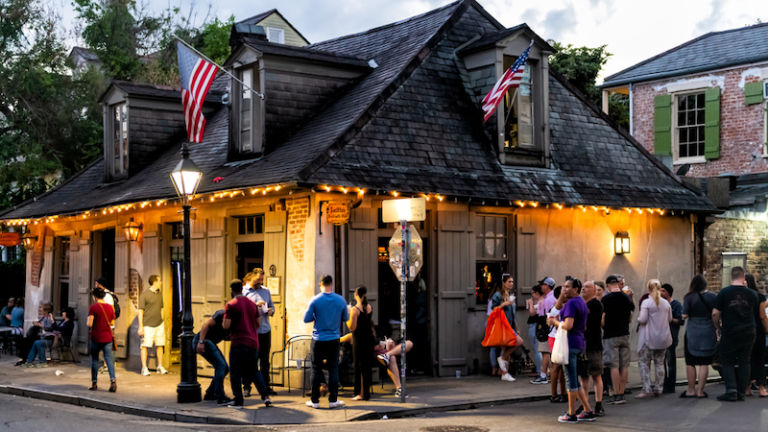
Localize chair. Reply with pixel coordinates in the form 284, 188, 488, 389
270, 335, 313, 395
48, 322, 80, 363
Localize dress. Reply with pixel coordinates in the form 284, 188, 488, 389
351, 305, 374, 400
683, 292, 717, 365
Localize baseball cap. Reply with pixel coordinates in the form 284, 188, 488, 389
539, 277, 555, 288
605, 275, 620, 285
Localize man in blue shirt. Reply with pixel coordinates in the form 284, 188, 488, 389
304, 275, 348, 409
244, 268, 277, 396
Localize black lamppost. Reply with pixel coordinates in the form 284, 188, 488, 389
169, 142, 202, 403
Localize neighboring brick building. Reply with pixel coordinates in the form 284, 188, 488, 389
601, 23, 768, 289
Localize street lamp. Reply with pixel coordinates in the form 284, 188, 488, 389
123, 218, 142, 242
169, 142, 202, 403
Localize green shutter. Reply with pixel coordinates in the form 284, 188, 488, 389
704, 87, 720, 160
653, 94, 672, 156
745, 82, 764, 105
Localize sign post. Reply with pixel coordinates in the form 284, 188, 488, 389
382, 198, 425, 402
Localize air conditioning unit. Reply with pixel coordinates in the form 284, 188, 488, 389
764, 80, 768, 99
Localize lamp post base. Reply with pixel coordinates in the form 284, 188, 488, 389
177, 382, 202, 403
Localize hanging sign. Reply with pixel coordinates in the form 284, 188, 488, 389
382, 198, 426, 223
0, 232, 21, 247
326, 201, 350, 225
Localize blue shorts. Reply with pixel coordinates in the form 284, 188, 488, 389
564, 348, 583, 391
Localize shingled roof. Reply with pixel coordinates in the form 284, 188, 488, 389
0, 0, 715, 220
602, 22, 768, 87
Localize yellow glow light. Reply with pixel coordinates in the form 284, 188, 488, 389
515, 200, 525, 207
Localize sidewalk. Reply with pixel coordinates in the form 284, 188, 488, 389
0, 356, 719, 425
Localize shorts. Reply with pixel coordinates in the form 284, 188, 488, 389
142, 322, 165, 348
603, 335, 630, 369
548, 336, 556, 353
578, 350, 604, 378
564, 349, 583, 391
538, 341, 551, 354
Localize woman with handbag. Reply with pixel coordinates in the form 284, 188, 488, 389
491, 274, 520, 382
681, 274, 717, 398
87, 288, 117, 392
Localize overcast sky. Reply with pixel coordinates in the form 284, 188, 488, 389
54, 0, 768, 82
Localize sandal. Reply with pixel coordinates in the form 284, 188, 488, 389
679, 391, 696, 398
697, 392, 708, 398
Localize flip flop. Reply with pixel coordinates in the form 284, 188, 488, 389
679, 391, 696, 398
697, 392, 708, 398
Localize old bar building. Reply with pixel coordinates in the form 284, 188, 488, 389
1, 1, 714, 376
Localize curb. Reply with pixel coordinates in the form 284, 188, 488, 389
0, 385, 249, 425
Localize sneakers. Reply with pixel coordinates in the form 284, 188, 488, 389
217, 397, 234, 405
395, 387, 408, 399
594, 403, 605, 417
264, 398, 272, 407
157, 366, 168, 375
558, 413, 578, 423
141, 367, 150, 376
577, 411, 597, 422
609, 394, 626, 405
635, 391, 653, 399
35, 362, 49, 368
530, 376, 550, 384
329, 400, 345, 409
305, 400, 320, 409
243, 387, 252, 397
501, 373, 516, 382
497, 356, 508, 372
377, 353, 390, 366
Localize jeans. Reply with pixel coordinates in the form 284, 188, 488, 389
311, 339, 340, 403
663, 342, 678, 392
193, 334, 229, 401
564, 348, 583, 391
528, 323, 542, 374
27, 339, 52, 363
90, 340, 115, 383
489, 346, 500, 368
258, 332, 272, 388
229, 344, 269, 404
638, 346, 666, 394
720, 336, 754, 397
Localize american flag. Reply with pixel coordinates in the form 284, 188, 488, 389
481, 44, 532, 123
177, 41, 219, 143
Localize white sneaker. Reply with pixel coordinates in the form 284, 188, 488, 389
157, 366, 168, 375
305, 400, 319, 409
329, 400, 346, 409
141, 367, 150, 376
497, 357, 508, 372
501, 373, 516, 382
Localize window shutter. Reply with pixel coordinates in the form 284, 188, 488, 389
745, 81, 764, 105
704, 87, 720, 160
653, 94, 672, 155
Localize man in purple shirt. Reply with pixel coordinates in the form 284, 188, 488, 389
532, 277, 556, 385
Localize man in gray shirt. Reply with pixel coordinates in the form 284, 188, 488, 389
245, 268, 277, 395
139, 275, 166, 376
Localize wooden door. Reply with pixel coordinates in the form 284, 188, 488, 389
436, 210, 472, 376
264, 210, 287, 355
347, 207, 378, 322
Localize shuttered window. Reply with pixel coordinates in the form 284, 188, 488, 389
654, 87, 720, 162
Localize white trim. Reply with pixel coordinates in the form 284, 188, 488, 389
675, 156, 706, 164
655, 75, 724, 93
266, 27, 285, 44
671, 89, 708, 163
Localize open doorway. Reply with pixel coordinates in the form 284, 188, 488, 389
236, 242, 264, 279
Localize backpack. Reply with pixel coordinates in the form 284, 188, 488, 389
110, 292, 121, 318
535, 315, 549, 342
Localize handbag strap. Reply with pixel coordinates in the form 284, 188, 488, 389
97, 302, 115, 340
696, 291, 713, 314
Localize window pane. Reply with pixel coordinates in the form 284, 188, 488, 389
677, 112, 685, 125
687, 94, 696, 108
678, 96, 686, 110
495, 217, 506, 237
477, 238, 485, 258
687, 110, 695, 125
496, 239, 506, 258
697, 109, 705, 124
255, 215, 264, 234
246, 217, 254, 234
475, 215, 484, 234
238, 218, 245, 235
697, 93, 705, 108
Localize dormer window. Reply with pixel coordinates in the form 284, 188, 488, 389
232, 64, 264, 157
266, 27, 285, 44
108, 102, 128, 178
504, 63, 534, 150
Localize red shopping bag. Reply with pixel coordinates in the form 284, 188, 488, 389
481, 308, 518, 347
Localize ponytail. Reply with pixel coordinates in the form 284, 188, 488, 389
355, 285, 369, 311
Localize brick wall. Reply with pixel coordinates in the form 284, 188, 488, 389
632, 64, 767, 177
703, 217, 768, 291
287, 197, 310, 263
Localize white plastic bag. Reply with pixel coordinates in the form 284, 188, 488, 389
551, 325, 569, 365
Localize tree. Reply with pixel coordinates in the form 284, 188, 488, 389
548, 42, 629, 130
0, 0, 103, 210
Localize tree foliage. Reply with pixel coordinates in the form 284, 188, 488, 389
548, 42, 628, 130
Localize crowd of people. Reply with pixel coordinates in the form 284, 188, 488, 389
487, 266, 768, 423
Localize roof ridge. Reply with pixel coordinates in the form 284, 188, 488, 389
308, 0, 462, 48
603, 21, 768, 86
296, 1, 469, 181
237, 8, 278, 25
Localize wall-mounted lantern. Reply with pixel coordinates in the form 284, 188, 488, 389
614, 231, 630, 255
21, 232, 37, 249
123, 217, 142, 242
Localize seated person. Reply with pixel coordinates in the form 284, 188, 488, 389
24, 307, 75, 367
375, 337, 413, 398
1, 297, 14, 327
9, 297, 24, 335
16, 302, 55, 366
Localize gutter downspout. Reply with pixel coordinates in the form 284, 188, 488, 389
629, 83, 634, 135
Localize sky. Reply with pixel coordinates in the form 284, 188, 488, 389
54, 0, 768, 82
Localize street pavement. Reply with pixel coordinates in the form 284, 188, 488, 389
1, 382, 766, 432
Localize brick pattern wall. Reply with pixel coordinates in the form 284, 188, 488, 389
632, 65, 767, 177
703, 217, 768, 291
287, 197, 310, 263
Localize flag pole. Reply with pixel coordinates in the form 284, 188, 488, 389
175, 36, 265, 100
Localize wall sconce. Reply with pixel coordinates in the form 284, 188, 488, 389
123, 217, 142, 242
614, 231, 630, 255
21, 232, 37, 249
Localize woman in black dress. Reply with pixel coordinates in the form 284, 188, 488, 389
745, 274, 768, 397
347, 285, 375, 401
